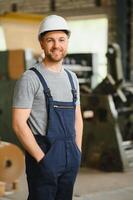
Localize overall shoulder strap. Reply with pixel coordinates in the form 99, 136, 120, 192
64, 69, 77, 103
29, 67, 52, 135
30, 67, 52, 100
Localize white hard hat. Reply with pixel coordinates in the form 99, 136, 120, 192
38, 15, 71, 38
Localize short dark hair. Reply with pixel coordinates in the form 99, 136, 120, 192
39, 30, 70, 40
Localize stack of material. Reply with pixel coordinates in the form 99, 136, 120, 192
0, 49, 25, 80
8, 50, 25, 79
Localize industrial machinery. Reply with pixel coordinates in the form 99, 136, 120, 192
0, 50, 25, 147
65, 49, 133, 172
80, 44, 133, 172
0, 140, 24, 197
81, 76, 133, 171
64, 53, 93, 86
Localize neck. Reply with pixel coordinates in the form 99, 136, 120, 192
43, 59, 63, 72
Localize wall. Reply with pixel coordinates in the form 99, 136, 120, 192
0, 0, 115, 14
0, 1, 117, 45
0, 0, 133, 73
0, 1, 117, 43
1, 19, 41, 53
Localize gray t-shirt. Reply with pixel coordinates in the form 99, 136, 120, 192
12, 62, 80, 136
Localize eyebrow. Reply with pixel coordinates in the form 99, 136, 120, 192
45, 36, 66, 41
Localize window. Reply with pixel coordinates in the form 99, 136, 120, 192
0, 26, 6, 50
67, 16, 108, 88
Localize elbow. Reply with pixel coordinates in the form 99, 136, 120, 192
12, 108, 30, 134
12, 116, 23, 135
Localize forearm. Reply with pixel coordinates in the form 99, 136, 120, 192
75, 105, 83, 151
12, 109, 44, 162
14, 122, 44, 162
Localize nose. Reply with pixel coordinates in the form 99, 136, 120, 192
53, 40, 59, 48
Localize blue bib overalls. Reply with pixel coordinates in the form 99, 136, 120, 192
25, 68, 81, 200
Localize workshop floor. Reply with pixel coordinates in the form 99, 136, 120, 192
1, 167, 133, 200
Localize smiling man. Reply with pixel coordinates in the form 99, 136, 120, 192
12, 15, 83, 200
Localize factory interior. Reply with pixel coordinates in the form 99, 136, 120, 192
0, 0, 133, 199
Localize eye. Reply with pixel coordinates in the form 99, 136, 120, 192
46, 38, 53, 43
59, 38, 65, 42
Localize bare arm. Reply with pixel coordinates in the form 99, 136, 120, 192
75, 105, 83, 151
12, 108, 44, 162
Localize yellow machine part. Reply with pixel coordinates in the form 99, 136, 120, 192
0, 141, 24, 183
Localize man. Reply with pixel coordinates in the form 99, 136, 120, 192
12, 15, 83, 200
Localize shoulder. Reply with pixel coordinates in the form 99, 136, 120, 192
20, 63, 42, 82
15, 63, 42, 91
64, 68, 78, 80
64, 68, 79, 85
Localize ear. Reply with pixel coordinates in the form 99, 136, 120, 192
39, 39, 44, 50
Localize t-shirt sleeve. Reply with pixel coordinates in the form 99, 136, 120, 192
12, 75, 36, 109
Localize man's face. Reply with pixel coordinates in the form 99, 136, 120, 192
40, 31, 69, 62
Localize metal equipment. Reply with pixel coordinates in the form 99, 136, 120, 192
64, 53, 93, 86
80, 44, 133, 171
81, 77, 133, 171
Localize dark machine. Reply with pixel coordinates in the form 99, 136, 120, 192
0, 50, 25, 148
0, 80, 18, 145
65, 48, 133, 172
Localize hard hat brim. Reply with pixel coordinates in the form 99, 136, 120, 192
38, 29, 71, 40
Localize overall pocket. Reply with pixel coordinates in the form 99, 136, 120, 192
73, 142, 82, 166
38, 143, 57, 178
75, 143, 81, 155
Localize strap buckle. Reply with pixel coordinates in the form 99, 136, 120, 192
71, 89, 77, 101
44, 88, 52, 98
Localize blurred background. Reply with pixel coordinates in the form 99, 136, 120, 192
0, 0, 133, 199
